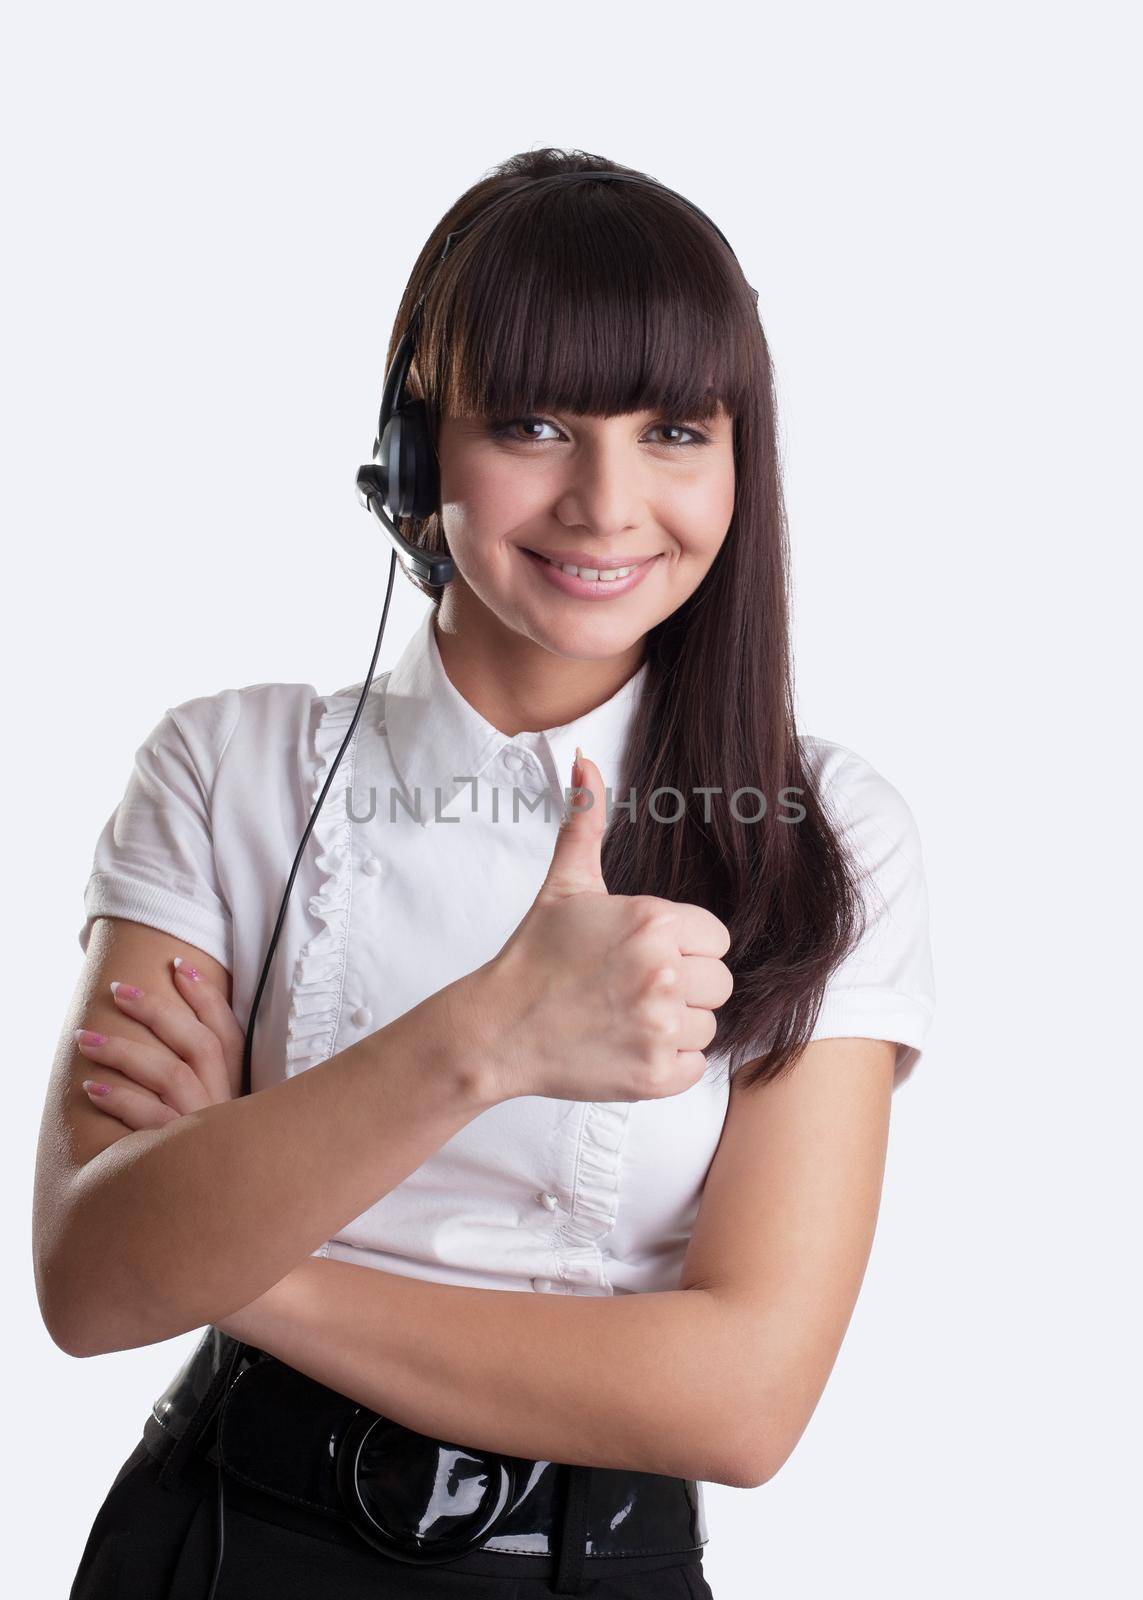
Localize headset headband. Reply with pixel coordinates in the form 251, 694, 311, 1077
421, 170, 745, 313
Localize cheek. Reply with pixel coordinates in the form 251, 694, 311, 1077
705, 456, 737, 540
663, 470, 736, 557
440, 459, 545, 551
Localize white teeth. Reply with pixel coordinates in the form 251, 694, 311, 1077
539, 555, 636, 581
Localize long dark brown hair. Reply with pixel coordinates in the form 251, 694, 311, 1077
385, 146, 869, 1093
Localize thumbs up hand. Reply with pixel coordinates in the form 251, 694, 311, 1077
468, 749, 734, 1105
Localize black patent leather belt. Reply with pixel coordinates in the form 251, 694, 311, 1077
144, 1327, 707, 1584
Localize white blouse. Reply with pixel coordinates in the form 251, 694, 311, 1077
79, 607, 936, 1299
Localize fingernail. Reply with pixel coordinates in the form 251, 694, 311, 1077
75, 1028, 107, 1046
172, 958, 201, 982
109, 981, 142, 1000
82, 1080, 111, 1096
573, 746, 583, 787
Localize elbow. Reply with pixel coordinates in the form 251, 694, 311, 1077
38, 1306, 82, 1360
712, 1449, 772, 1491
686, 1424, 769, 1491
34, 1249, 178, 1358
34, 1205, 136, 1358
41, 1302, 170, 1359
40, 1286, 193, 1358
37, 1286, 126, 1359
717, 1442, 786, 1491
47, 1326, 104, 1361
35, 1253, 110, 1358
33, 1253, 90, 1358
725, 1453, 780, 1491
36, 1286, 105, 1360
706, 1401, 794, 1490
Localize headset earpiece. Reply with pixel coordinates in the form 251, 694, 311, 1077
376, 395, 440, 521
356, 309, 451, 584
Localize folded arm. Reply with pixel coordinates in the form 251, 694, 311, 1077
221, 1257, 760, 1488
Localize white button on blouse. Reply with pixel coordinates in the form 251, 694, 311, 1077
79, 606, 935, 1299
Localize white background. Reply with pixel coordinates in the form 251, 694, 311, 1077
4, 2, 1139, 1596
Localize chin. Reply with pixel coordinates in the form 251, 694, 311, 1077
520, 611, 655, 660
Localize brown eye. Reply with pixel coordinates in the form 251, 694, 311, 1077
489, 417, 561, 443
646, 424, 711, 448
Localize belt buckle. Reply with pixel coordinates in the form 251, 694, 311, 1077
335, 1409, 522, 1565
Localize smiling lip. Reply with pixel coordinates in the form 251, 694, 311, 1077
521, 548, 659, 569
521, 547, 662, 600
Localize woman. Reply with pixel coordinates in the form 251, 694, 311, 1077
35, 147, 935, 1598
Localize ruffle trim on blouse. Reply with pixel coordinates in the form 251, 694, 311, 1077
553, 1099, 634, 1294
283, 691, 360, 1081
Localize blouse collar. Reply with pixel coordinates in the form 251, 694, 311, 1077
382, 608, 649, 828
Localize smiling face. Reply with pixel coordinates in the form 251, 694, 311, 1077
434, 405, 737, 667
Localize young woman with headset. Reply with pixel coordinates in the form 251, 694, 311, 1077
36, 147, 936, 1599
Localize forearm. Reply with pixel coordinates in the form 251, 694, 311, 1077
52, 978, 495, 1356
224, 1257, 755, 1487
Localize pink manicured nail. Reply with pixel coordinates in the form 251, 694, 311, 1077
82, 1080, 111, 1096
110, 982, 142, 1000
172, 958, 201, 982
75, 1028, 107, 1046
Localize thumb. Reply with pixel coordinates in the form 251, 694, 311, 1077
535, 746, 609, 902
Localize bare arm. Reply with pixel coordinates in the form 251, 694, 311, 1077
220, 1257, 754, 1486
33, 917, 497, 1358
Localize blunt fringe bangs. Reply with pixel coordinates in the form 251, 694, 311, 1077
417, 184, 761, 435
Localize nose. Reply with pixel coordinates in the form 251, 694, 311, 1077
553, 435, 645, 539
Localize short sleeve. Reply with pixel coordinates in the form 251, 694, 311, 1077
78, 690, 242, 971
809, 748, 937, 1089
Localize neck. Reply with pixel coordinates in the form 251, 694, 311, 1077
432, 590, 645, 737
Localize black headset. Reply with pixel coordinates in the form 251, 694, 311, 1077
201, 168, 752, 1600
